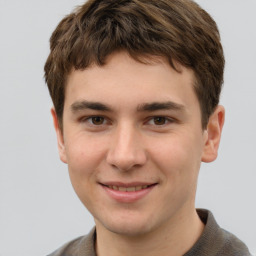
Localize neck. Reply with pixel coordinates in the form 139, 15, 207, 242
95, 208, 204, 256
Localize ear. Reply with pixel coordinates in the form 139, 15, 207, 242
201, 105, 225, 163
51, 108, 67, 163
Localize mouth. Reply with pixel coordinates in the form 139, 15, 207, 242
103, 184, 155, 192
99, 182, 157, 203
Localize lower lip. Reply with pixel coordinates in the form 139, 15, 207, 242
101, 185, 156, 203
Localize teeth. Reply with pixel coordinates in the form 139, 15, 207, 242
107, 185, 149, 192
136, 186, 142, 191
126, 187, 135, 192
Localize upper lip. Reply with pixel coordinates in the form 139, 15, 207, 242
99, 181, 157, 187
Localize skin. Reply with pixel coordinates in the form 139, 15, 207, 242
52, 52, 225, 256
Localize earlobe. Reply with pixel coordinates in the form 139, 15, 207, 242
51, 108, 67, 164
201, 105, 225, 163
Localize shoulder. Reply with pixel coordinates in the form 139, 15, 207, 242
47, 228, 96, 256
185, 209, 252, 256
218, 227, 252, 256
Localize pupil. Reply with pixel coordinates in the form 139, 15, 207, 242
92, 117, 103, 125
154, 117, 165, 125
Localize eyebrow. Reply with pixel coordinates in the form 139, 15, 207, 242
70, 100, 185, 113
71, 101, 112, 113
137, 101, 185, 112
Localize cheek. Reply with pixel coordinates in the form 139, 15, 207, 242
66, 135, 105, 169
64, 137, 106, 209
64, 136, 107, 194
149, 135, 203, 210
149, 134, 202, 181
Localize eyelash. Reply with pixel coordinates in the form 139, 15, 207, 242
146, 116, 175, 126
80, 116, 108, 126
80, 116, 175, 127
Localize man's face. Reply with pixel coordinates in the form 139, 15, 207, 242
54, 52, 211, 236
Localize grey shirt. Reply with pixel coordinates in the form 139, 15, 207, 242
48, 209, 252, 256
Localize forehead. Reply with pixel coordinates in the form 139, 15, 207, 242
64, 52, 198, 112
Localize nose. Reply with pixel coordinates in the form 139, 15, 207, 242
106, 123, 147, 172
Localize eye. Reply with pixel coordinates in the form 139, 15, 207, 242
91, 116, 105, 125
89, 116, 105, 125
147, 116, 171, 126
152, 117, 167, 125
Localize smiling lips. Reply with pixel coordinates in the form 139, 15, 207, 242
100, 182, 157, 203
105, 184, 151, 192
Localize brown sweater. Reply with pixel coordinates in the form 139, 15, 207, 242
48, 209, 252, 256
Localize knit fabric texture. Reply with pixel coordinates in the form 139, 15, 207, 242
48, 209, 252, 256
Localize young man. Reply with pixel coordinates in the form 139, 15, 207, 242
45, 0, 251, 255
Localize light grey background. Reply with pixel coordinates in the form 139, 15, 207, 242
0, 0, 255, 255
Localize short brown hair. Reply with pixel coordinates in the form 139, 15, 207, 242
44, 0, 224, 129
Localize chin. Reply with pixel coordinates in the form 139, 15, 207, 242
107, 223, 152, 237
95, 213, 157, 237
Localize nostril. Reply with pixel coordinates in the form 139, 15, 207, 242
106, 151, 145, 171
